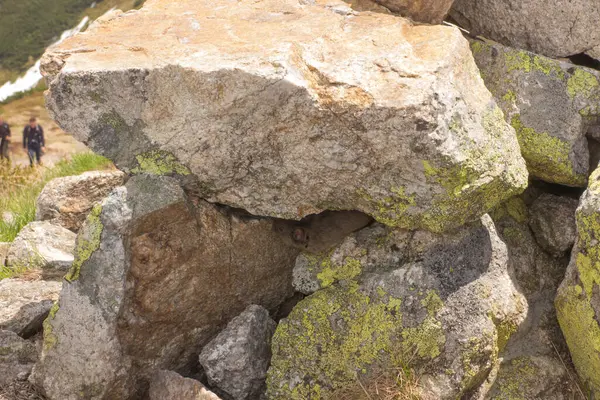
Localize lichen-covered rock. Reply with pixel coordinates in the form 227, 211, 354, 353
41, 0, 527, 233
555, 167, 600, 397
32, 175, 300, 400
199, 305, 276, 400
6, 221, 76, 277
450, 0, 600, 58
269, 215, 527, 399
529, 194, 579, 257
373, 0, 455, 24
0, 330, 37, 386
470, 39, 600, 187
149, 370, 222, 400
0, 279, 61, 338
36, 170, 126, 232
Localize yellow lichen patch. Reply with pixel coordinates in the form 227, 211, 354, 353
358, 186, 417, 228
65, 204, 104, 282
316, 256, 363, 289
493, 357, 537, 400
567, 69, 600, 99
131, 150, 191, 176
556, 285, 600, 396
511, 115, 586, 187
43, 302, 60, 351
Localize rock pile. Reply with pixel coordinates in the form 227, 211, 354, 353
0, 0, 597, 398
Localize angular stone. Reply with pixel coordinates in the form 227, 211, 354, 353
529, 194, 579, 256
450, 0, 600, 58
6, 221, 76, 277
0, 330, 37, 386
36, 170, 126, 232
268, 214, 527, 399
470, 39, 600, 187
32, 175, 299, 400
199, 305, 276, 400
41, 0, 527, 233
149, 370, 222, 400
588, 45, 600, 62
0, 279, 61, 338
373, 0, 455, 24
555, 167, 600, 397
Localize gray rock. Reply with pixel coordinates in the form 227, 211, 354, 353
469, 39, 600, 187
0, 279, 61, 338
199, 305, 276, 400
6, 221, 76, 277
36, 170, 126, 232
269, 214, 527, 399
555, 168, 600, 398
529, 194, 579, 256
0, 242, 9, 266
0, 330, 37, 386
41, 0, 527, 233
451, 0, 600, 58
373, 0, 455, 23
149, 370, 222, 400
587, 45, 600, 62
32, 175, 300, 400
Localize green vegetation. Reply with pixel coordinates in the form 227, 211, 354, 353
0, 153, 113, 242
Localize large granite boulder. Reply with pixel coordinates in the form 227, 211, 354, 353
0, 330, 37, 386
470, 39, 600, 187
36, 170, 126, 232
450, 0, 600, 58
373, 0, 455, 24
40, 0, 527, 233
6, 221, 76, 277
149, 370, 222, 400
555, 167, 600, 397
0, 279, 61, 338
199, 305, 276, 400
31, 174, 300, 400
269, 214, 527, 399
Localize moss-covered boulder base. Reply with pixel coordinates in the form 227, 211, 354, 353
556, 167, 600, 397
471, 40, 600, 187
269, 215, 527, 399
32, 175, 301, 400
41, 0, 527, 233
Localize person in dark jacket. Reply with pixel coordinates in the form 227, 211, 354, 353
23, 117, 45, 167
0, 116, 10, 163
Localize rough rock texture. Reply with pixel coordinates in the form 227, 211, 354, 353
6, 221, 76, 277
0, 279, 61, 338
32, 174, 300, 400
529, 194, 579, 257
41, 0, 528, 233
556, 167, 600, 398
0, 330, 37, 386
269, 214, 527, 399
36, 170, 126, 232
0, 242, 9, 266
588, 45, 600, 62
373, 0, 454, 24
482, 196, 579, 400
199, 305, 276, 400
450, 0, 600, 58
149, 370, 222, 400
470, 39, 600, 187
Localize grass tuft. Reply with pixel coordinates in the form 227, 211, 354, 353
0, 152, 113, 242
329, 367, 428, 400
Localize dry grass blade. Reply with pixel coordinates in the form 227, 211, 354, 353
550, 340, 587, 400
330, 367, 426, 400
0, 381, 46, 400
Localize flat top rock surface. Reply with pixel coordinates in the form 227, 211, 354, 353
42, 0, 526, 233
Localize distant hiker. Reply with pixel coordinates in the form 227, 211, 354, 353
23, 117, 45, 167
0, 116, 10, 163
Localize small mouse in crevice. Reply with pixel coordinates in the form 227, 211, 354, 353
273, 210, 373, 253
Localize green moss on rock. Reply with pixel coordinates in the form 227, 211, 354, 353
65, 204, 103, 282
316, 256, 363, 289
43, 302, 60, 351
131, 150, 191, 176
567, 69, 600, 99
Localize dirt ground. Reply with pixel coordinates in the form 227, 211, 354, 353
0, 92, 87, 168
